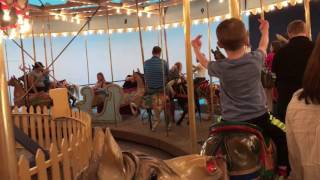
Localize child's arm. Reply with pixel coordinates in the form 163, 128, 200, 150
258, 19, 269, 55
192, 35, 209, 68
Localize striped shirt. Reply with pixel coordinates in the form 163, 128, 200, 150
144, 56, 169, 90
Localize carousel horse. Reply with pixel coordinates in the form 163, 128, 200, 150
80, 128, 229, 180
168, 77, 220, 123
200, 122, 277, 179
129, 72, 172, 131
169, 78, 202, 125
8, 76, 52, 107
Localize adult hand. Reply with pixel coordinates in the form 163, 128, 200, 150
191, 35, 202, 50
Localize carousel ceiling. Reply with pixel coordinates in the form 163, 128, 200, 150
2, 0, 307, 38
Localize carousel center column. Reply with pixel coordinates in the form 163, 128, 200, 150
0, 38, 18, 179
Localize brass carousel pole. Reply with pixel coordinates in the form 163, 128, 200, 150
4, 41, 12, 105
259, 0, 265, 20
105, 8, 114, 82
304, 0, 312, 39
0, 39, 18, 180
20, 34, 29, 106
85, 23, 90, 85
206, 1, 215, 121
47, 16, 55, 78
158, 1, 163, 56
31, 19, 36, 63
229, 0, 241, 19
135, 0, 145, 68
42, 17, 48, 67
183, 0, 197, 153
162, 7, 169, 63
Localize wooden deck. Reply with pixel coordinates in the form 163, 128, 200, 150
93, 112, 219, 156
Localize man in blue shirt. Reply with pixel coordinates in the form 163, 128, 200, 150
144, 46, 169, 94
144, 46, 170, 131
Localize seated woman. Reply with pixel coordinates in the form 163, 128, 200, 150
29, 62, 49, 93
93, 72, 110, 113
94, 72, 110, 90
167, 62, 183, 96
286, 35, 320, 179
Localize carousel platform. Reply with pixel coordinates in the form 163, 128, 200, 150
93, 112, 217, 157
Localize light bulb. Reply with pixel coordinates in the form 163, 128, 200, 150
173, 23, 179, 28
219, 0, 224, 3
76, 18, 80, 24
138, 12, 142, 17
269, 5, 275, 11
54, 14, 59, 20
116, 8, 120, 14
147, 12, 151, 18
214, 16, 221, 22
245, 11, 251, 16
127, 10, 131, 15
17, 14, 24, 25
147, 26, 153, 31
193, 20, 199, 25
3, 10, 10, 21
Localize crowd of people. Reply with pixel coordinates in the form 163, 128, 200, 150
142, 17, 319, 179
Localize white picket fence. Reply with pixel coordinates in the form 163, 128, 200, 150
12, 106, 92, 180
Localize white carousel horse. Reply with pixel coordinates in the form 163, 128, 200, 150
79, 128, 229, 180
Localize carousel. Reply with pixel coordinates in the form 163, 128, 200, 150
0, 0, 316, 179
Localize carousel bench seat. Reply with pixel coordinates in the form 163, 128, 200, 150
76, 84, 124, 123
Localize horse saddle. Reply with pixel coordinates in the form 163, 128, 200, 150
201, 122, 270, 179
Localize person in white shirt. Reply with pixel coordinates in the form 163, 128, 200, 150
193, 57, 207, 85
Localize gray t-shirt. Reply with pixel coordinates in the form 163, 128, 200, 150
208, 50, 267, 121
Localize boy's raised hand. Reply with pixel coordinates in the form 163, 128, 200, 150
191, 35, 202, 50
259, 19, 269, 35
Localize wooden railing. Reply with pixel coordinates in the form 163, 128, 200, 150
12, 106, 92, 180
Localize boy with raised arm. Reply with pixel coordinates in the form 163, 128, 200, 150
192, 18, 289, 175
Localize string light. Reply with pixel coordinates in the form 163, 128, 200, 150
116, 8, 121, 14
147, 12, 151, 18
18, 1, 304, 38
